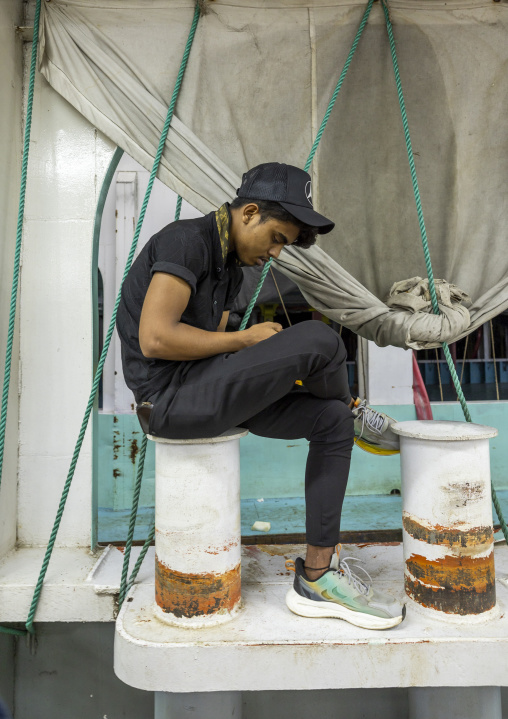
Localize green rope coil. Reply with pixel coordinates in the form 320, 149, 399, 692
381, 0, 508, 543
24, 4, 201, 635
239, 0, 374, 330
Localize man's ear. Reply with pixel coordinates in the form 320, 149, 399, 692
242, 203, 260, 224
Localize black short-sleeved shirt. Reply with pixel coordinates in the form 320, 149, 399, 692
116, 209, 244, 402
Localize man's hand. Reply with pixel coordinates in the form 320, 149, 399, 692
241, 322, 283, 347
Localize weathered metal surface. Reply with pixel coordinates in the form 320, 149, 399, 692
402, 514, 493, 550
152, 430, 246, 626
155, 557, 241, 618
394, 421, 498, 619
405, 551, 496, 615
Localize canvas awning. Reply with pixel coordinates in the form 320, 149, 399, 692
39, 0, 508, 348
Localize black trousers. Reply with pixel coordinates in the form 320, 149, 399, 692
149, 321, 354, 546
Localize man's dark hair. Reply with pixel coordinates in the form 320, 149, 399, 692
229, 198, 318, 249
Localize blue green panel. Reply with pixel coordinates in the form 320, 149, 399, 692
98, 413, 155, 510
97, 402, 508, 542
241, 405, 418, 499
97, 491, 508, 543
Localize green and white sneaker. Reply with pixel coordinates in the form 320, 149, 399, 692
352, 398, 400, 456
285, 546, 405, 630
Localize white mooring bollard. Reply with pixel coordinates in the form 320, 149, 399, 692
149, 428, 248, 628
392, 420, 498, 620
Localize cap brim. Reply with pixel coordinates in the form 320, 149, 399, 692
279, 202, 335, 234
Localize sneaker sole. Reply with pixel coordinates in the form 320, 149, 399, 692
285, 587, 405, 630
354, 437, 400, 456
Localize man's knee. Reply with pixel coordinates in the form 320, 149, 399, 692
312, 399, 354, 442
286, 320, 344, 359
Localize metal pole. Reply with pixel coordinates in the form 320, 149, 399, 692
155, 691, 242, 719
393, 420, 498, 619
151, 429, 247, 628
409, 686, 501, 719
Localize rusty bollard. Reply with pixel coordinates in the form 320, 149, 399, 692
392, 420, 499, 620
150, 429, 248, 628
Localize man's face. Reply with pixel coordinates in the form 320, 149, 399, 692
234, 206, 300, 267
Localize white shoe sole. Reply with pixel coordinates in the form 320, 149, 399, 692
285, 587, 404, 630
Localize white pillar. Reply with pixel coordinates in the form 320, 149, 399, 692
365, 341, 413, 405
151, 429, 247, 628
154, 691, 242, 718
393, 420, 498, 619
409, 686, 501, 719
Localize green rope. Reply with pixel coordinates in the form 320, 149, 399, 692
239, 0, 374, 330
123, 522, 156, 601
0, 625, 27, 637
23, 4, 201, 635
0, 0, 42, 639
118, 434, 147, 606
0, 0, 42, 496
381, 0, 508, 543
118, 195, 184, 608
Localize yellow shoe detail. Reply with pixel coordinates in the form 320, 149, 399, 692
354, 437, 400, 456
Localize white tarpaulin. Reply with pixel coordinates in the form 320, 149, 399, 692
39, 0, 508, 348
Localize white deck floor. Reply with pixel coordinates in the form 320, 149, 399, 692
114, 542, 508, 693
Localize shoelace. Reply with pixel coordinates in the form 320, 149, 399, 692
337, 556, 373, 596
354, 400, 385, 439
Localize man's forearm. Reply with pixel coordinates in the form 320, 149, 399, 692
142, 322, 248, 361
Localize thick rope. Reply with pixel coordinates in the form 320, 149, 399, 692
118, 434, 147, 606
0, 0, 43, 638
118, 195, 184, 608
0, 0, 42, 497
239, 0, 374, 330
24, 4, 201, 634
381, 0, 508, 543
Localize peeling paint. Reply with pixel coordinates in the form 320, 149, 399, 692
129, 438, 139, 465
406, 551, 495, 614
155, 557, 241, 618
403, 513, 493, 550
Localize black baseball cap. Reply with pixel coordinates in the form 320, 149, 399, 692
236, 162, 335, 234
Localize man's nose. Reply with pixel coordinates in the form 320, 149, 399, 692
268, 245, 283, 259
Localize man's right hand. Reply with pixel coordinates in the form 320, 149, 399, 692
240, 322, 283, 347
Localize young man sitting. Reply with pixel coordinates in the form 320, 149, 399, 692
117, 162, 404, 630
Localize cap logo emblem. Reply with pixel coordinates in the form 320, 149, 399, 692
305, 181, 313, 206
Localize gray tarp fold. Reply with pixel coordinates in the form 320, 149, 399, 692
39, 0, 508, 348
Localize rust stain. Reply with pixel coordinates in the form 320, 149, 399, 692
113, 415, 118, 424
258, 545, 292, 557
112, 468, 121, 479
204, 539, 238, 555
129, 438, 139, 465
406, 552, 495, 614
357, 542, 400, 548
403, 514, 493, 550
155, 557, 241, 618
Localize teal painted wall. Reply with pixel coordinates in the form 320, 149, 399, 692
97, 402, 508, 509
